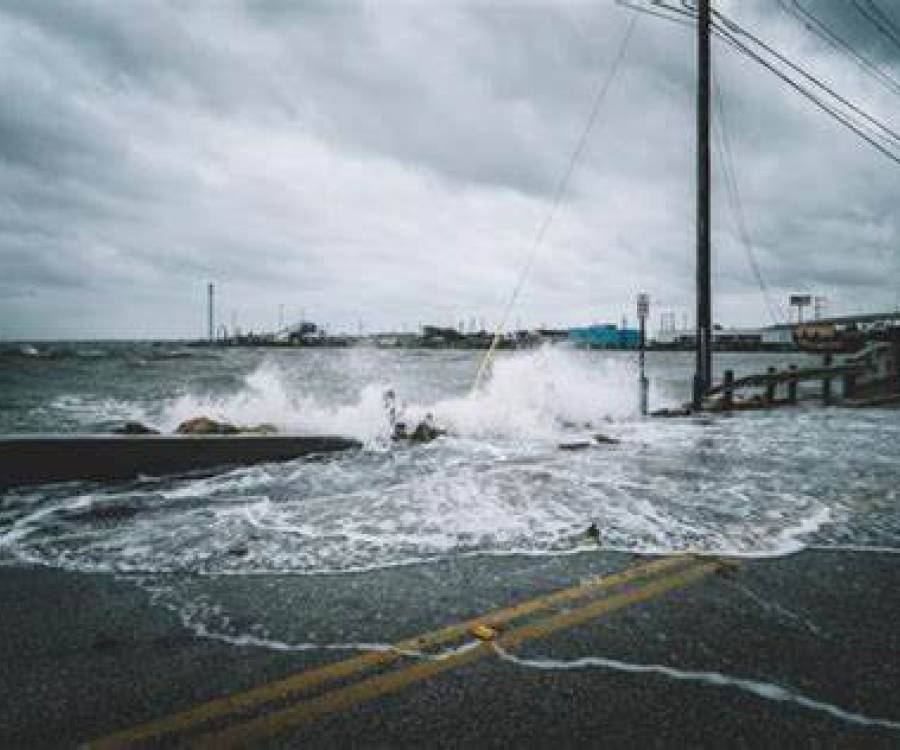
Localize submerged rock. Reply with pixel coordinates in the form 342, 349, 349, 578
113, 421, 160, 435
394, 414, 446, 444
592, 433, 621, 445
409, 420, 445, 444
175, 417, 239, 435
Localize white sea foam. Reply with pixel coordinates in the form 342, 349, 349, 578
154, 365, 392, 442
426, 347, 641, 440
46, 394, 152, 427
493, 644, 900, 732
133, 347, 642, 443
4, 347, 897, 579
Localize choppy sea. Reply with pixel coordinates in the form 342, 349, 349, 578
0, 341, 898, 651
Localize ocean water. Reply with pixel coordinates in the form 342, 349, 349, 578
0, 342, 898, 653
3, 339, 900, 739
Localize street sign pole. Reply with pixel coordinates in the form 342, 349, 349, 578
638, 293, 650, 416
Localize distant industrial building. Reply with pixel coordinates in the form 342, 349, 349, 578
274, 321, 320, 344
652, 326, 794, 350
568, 325, 640, 349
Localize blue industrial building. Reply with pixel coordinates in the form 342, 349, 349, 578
568, 325, 640, 349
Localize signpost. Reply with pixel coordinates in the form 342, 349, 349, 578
790, 294, 812, 325
638, 293, 650, 416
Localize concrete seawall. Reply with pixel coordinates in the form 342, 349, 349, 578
0, 434, 361, 490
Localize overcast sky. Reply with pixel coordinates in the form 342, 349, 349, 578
1, 0, 898, 339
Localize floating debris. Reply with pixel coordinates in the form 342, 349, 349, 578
469, 623, 498, 641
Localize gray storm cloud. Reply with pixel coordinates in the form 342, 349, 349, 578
0, 0, 897, 339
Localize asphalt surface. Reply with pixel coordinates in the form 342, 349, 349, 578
1, 549, 899, 748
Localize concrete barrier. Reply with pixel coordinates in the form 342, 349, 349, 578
0, 434, 361, 490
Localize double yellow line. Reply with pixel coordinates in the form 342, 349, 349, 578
88, 554, 726, 749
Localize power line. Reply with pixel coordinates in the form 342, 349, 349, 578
643, 0, 900, 165
712, 73, 784, 325
852, 0, 900, 56
648, 0, 900, 114
783, 0, 900, 100
614, 0, 695, 30
865, 0, 900, 44
711, 21, 900, 168
714, 8, 900, 151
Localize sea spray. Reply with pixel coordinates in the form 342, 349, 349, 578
428, 345, 642, 440
151, 345, 646, 442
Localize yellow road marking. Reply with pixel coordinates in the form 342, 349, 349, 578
201, 559, 721, 749
87, 554, 694, 749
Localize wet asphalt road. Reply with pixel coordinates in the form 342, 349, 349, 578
1, 549, 899, 748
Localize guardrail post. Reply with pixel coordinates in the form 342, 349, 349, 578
822, 354, 832, 405
843, 371, 856, 400
765, 366, 777, 403
722, 369, 734, 410
787, 364, 798, 404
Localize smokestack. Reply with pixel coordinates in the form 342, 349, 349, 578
207, 283, 214, 342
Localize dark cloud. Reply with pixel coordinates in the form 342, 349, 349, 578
0, 0, 898, 339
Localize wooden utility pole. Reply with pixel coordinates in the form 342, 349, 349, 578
694, 0, 712, 409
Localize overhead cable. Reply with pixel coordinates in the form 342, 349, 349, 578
472, 12, 640, 391
711, 21, 900, 168
712, 74, 785, 325
713, 8, 900, 151
640, 0, 900, 163
784, 0, 900, 99
614, 0, 694, 29
851, 0, 900, 56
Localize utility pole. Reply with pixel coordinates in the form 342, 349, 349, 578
694, 0, 712, 409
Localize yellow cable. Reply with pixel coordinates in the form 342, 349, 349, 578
469, 12, 639, 394
472, 325, 504, 391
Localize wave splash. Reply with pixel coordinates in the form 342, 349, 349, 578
143, 346, 645, 443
